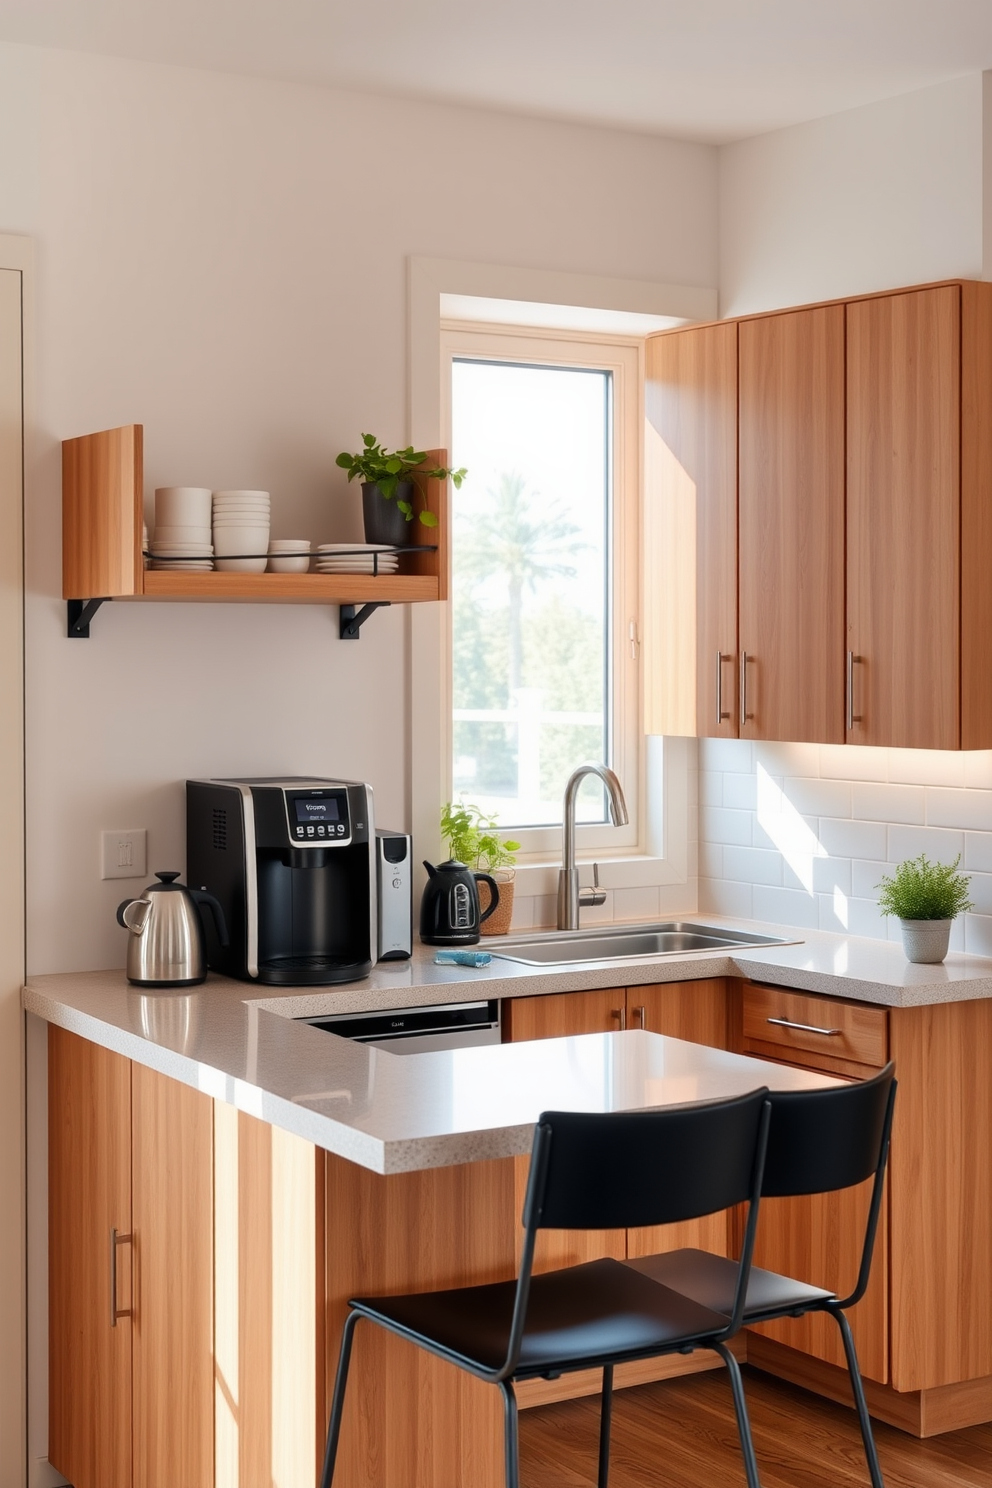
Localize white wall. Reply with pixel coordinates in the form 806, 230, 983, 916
698, 739, 992, 955
719, 74, 985, 316
0, 40, 719, 975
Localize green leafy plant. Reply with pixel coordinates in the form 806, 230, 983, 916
441, 801, 520, 874
876, 853, 973, 921
335, 435, 467, 526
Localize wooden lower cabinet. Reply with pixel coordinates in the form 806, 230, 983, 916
48, 1025, 214, 1488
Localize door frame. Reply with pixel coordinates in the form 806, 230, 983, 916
0, 232, 31, 1488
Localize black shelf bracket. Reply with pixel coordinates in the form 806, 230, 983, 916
67, 598, 110, 639
339, 601, 391, 640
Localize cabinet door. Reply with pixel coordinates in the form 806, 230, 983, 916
738, 306, 846, 743
847, 286, 960, 749
131, 1062, 214, 1488
741, 986, 889, 1384
49, 1026, 133, 1488
626, 979, 734, 1262
644, 322, 738, 737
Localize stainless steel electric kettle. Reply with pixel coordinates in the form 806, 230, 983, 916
117, 871, 229, 987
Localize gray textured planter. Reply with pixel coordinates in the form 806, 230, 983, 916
899, 918, 952, 964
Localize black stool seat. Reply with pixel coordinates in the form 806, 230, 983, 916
626, 1247, 834, 1320
352, 1256, 734, 1378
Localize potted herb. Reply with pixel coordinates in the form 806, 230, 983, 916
441, 801, 520, 937
335, 435, 466, 547
876, 852, 973, 963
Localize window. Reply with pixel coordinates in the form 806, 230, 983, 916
441, 325, 641, 858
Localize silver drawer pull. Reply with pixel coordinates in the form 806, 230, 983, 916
110, 1227, 133, 1327
767, 1017, 841, 1037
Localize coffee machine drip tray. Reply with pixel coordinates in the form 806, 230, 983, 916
256, 955, 373, 987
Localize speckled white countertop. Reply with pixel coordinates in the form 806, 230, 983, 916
23, 915, 992, 1174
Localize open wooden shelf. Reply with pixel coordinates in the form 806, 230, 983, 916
62, 424, 449, 630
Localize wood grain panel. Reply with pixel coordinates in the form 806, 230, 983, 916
504, 989, 628, 1271
889, 1000, 992, 1391
226, 1109, 325, 1488
140, 571, 439, 603
62, 424, 143, 599
743, 983, 888, 1070
325, 1153, 517, 1488
738, 305, 846, 743
405, 448, 449, 598
960, 281, 992, 748
846, 286, 961, 749
48, 1026, 132, 1488
644, 323, 738, 737
131, 1062, 214, 1488
626, 979, 734, 1261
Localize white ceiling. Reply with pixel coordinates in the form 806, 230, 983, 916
1, 0, 991, 143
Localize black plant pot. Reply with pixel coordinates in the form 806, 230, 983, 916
361, 481, 415, 547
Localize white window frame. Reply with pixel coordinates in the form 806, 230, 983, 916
441, 322, 641, 861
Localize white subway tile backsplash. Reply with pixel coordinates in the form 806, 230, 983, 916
699, 738, 753, 773
698, 841, 723, 880
818, 890, 851, 933
722, 772, 757, 812
699, 877, 753, 919
888, 747, 966, 787
699, 806, 753, 847
851, 859, 887, 899
964, 913, 992, 956
820, 744, 888, 782
963, 871, 992, 916
782, 777, 852, 818
963, 752, 992, 789
752, 884, 820, 929
699, 771, 724, 807
818, 818, 887, 860
965, 831, 992, 872
723, 845, 783, 886
926, 787, 992, 832
613, 885, 662, 923
852, 782, 925, 825
887, 824, 964, 865
753, 741, 820, 778
846, 897, 889, 939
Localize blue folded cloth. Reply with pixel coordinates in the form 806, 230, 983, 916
433, 949, 493, 968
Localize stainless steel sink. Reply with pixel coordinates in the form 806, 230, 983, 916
491, 921, 794, 966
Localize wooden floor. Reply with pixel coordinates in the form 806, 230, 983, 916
520, 1367, 992, 1488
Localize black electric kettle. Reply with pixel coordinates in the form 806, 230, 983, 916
419, 859, 500, 945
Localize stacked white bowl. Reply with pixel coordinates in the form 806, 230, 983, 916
150, 488, 214, 570
267, 538, 311, 574
212, 490, 270, 573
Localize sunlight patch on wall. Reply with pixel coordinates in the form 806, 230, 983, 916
756, 763, 825, 893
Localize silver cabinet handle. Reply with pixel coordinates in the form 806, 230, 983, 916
110, 1227, 133, 1327
631, 1005, 647, 1030
767, 1017, 841, 1037
739, 652, 752, 730
611, 1006, 627, 1031
846, 652, 863, 731
715, 652, 730, 726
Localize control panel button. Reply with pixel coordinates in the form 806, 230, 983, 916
307, 825, 315, 836
317, 825, 326, 836
336, 823, 345, 835
296, 826, 305, 838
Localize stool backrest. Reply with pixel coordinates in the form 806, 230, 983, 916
762, 1063, 896, 1198
524, 1087, 771, 1232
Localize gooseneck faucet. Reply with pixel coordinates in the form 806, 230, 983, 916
557, 762, 629, 930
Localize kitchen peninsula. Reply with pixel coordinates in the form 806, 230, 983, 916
26, 921, 992, 1488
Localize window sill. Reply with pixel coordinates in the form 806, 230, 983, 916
511, 853, 687, 897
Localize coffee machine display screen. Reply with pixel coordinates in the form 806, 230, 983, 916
286, 791, 350, 843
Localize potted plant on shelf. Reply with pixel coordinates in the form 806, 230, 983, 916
335, 435, 467, 547
441, 801, 520, 937
876, 852, 973, 963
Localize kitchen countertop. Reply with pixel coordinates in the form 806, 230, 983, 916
24, 915, 992, 1173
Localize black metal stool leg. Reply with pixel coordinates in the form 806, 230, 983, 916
320, 1309, 362, 1488
598, 1363, 614, 1488
832, 1308, 886, 1488
713, 1344, 762, 1488
499, 1380, 521, 1488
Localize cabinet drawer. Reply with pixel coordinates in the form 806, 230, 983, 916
743, 983, 888, 1073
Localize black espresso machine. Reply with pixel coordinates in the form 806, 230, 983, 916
186, 777, 377, 985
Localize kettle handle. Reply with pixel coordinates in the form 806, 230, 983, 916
191, 889, 230, 948
474, 873, 500, 923
117, 899, 150, 934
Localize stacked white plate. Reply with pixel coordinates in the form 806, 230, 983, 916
151, 487, 214, 570
314, 543, 400, 575
213, 490, 270, 573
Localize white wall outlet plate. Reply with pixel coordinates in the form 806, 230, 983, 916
101, 828, 147, 880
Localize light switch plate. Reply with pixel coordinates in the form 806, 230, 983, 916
101, 829, 147, 880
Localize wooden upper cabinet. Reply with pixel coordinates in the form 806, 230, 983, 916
847, 287, 961, 750
738, 306, 846, 743
644, 322, 738, 737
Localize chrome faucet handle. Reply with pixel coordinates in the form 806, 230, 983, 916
578, 862, 606, 909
